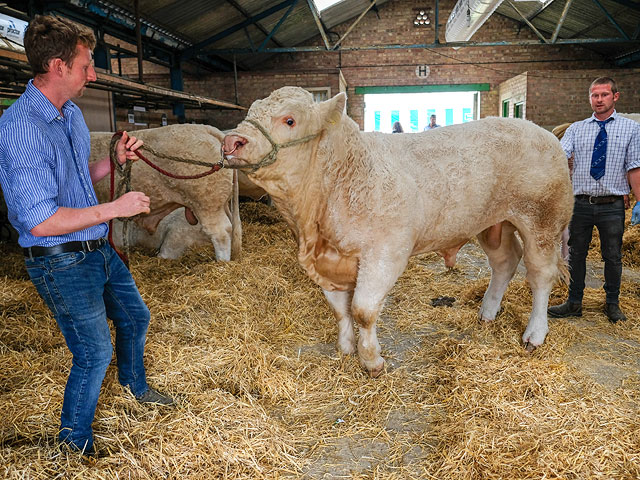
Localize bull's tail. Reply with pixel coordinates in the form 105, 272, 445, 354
230, 169, 242, 260
557, 253, 570, 285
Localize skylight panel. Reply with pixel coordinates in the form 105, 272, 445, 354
313, 0, 344, 12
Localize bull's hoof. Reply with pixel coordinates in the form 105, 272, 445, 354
337, 342, 356, 356
523, 341, 537, 353
368, 362, 385, 378
361, 358, 385, 378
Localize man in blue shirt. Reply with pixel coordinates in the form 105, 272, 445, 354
0, 15, 174, 457
423, 114, 440, 130
548, 77, 640, 323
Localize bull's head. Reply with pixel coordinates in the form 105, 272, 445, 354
222, 86, 346, 174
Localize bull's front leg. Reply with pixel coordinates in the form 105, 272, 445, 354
351, 251, 410, 377
323, 289, 356, 355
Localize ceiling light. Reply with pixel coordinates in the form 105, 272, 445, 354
446, 0, 504, 42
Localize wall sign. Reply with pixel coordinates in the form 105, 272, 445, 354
415, 65, 430, 78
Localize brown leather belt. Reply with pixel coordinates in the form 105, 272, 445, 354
24, 238, 107, 258
575, 195, 623, 205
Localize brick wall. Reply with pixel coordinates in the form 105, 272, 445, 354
524, 69, 640, 130
498, 73, 527, 119
112, 0, 629, 131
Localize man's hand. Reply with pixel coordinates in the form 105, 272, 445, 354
631, 202, 640, 225
116, 131, 143, 165
113, 191, 150, 217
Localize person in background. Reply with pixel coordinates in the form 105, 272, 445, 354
0, 15, 174, 458
547, 77, 640, 323
392, 121, 404, 133
424, 114, 440, 130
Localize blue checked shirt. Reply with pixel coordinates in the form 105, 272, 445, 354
561, 111, 640, 196
0, 80, 108, 247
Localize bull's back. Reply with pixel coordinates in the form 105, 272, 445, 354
359, 118, 572, 249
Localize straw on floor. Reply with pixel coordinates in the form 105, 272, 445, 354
1, 201, 639, 479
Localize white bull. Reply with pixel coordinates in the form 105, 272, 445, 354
222, 86, 573, 376
91, 124, 241, 261
110, 208, 210, 259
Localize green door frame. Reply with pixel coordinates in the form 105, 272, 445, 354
355, 84, 490, 94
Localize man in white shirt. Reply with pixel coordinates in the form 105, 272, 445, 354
548, 77, 640, 323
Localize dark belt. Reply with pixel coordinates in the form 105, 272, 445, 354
23, 238, 107, 258
575, 195, 623, 205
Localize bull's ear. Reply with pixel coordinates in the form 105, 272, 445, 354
319, 92, 346, 126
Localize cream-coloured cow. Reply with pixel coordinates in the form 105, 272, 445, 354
91, 124, 240, 261
222, 86, 573, 376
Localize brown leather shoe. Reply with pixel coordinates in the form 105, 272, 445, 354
604, 303, 627, 323
547, 301, 582, 318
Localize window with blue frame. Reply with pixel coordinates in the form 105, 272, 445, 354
445, 109, 453, 126
409, 110, 418, 131
374, 111, 381, 131
462, 108, 472, 122
391, 110, 399, 129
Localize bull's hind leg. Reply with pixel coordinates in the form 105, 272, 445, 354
323, 290, 356, 355
477, 222, 523, 322
200, 210, 233, 261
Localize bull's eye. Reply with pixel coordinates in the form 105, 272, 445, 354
285, 117, 295, 127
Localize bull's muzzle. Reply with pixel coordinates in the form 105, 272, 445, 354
222, 135, 247, 157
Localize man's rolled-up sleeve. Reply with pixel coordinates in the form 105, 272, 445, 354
4, 123, 59, 231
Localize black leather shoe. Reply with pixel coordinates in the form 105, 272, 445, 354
604, 303, 627, 323
59, 442, 106, 459
136, 387, 175, 406
547, 301, 582, 318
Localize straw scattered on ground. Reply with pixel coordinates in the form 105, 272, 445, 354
1, 201, 640, 479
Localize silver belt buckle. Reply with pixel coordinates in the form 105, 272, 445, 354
588, 195, 596, 204
85, 240, 96, 252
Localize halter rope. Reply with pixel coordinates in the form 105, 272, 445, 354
223, 118, 321, 173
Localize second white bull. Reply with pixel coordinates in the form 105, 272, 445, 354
91, 124, 241, 260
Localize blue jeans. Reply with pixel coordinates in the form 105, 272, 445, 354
567, 197, 625, 304
25, 242, 150, 451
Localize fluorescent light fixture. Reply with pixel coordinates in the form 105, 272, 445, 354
313, 0, 344, 11
445, 0, 505, 43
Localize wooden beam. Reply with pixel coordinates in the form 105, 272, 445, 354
0, 46, 246, 110
552, 0, 574, 43
94, 72, 246, 109
333, 1, 377, 50
507, 1, 549, 43
0, 46, 26, 62
306, 0, 331, 50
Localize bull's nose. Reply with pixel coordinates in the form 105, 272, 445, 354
223, 135, 248, 155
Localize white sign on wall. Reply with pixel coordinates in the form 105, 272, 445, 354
415, 65, 430, 78
0, 13, 28, 47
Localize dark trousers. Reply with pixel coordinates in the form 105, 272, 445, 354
568, 197, 625, 304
